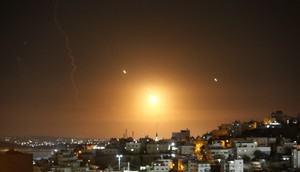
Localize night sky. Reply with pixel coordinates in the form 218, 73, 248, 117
1, 0, 300, 139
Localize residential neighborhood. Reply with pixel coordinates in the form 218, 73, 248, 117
1, 111, 300, 172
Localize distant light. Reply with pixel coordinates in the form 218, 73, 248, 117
214, 78, 218, 82
149, 96, 158, 104
123, 70, 127, 74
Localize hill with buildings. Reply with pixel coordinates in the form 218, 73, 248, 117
1, 110, 300, 172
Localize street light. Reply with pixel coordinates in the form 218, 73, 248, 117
116, 154, 123, 171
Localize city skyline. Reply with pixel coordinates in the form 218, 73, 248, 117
1, 1, 299, 139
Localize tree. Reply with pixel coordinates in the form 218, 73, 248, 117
242, 155, 251, 163
253, 150, 270, 161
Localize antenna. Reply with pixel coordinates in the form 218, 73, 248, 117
155, 122, 158, 142
125, 129, 128, 138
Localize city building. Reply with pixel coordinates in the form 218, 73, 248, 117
234, 141, 257, 159
172, 129, 190, 141
198, 162, 211, 172
241, 120, 257, 131
227, 121, 242, 137
126, 142, 142, 154
50, 149, 88, 172
187, 160, 198, 172
147, 144, 160, 154
152, 159, 173, 172
208, 148, 233, 160
208, 141, 224, 149
101, 148, 118, 155
276, 138, 297, 154
0, 149, 33, 172
234, 140, 271, 159
158, 143, 170, 153
179, 145, 195, 155
291, 148, 300, 169
263, 110, 290, 128
245, 137, 276, 147
220, 159, 243, 172
78, 149, 96, 165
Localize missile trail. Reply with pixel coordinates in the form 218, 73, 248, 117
54, 0, 79, 101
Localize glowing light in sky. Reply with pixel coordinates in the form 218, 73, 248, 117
123, 70, 127, 74
133, 84, 171, 119
149, 95, 159, 104
214, 78, 218, 82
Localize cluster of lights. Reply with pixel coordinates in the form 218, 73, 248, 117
12, 140, 56, 147
0, 136, 105, 147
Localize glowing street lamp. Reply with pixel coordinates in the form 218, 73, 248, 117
116, 154, 123, 171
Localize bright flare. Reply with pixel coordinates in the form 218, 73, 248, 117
149, 95, 159, 104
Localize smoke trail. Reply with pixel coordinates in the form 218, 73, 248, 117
54, 0, 79, 101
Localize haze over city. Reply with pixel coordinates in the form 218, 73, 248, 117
1, 0, 299, 139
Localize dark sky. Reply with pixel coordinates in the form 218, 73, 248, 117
1, 0, 300, 139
